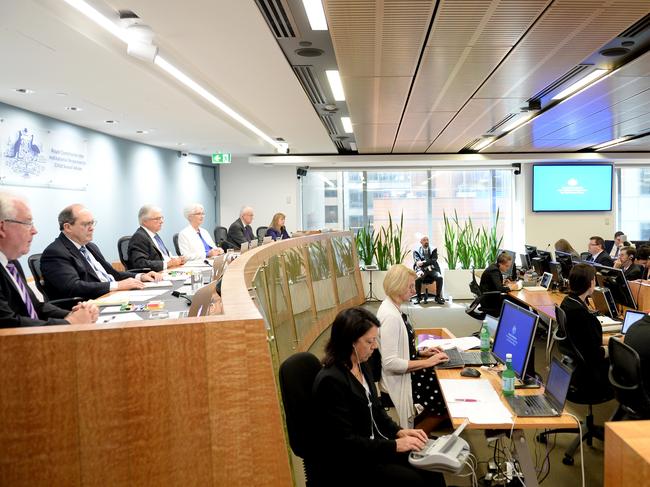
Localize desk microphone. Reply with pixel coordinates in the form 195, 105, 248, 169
172, 290, 192, 305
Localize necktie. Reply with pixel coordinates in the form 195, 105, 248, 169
154, 234, 170, 256
6, 263, 38, 320
79, 246, 115, 282
197, 230, 212, 256
244, 225, 254, 242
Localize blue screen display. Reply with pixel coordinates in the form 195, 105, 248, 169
532, 164, 613, 212
492, 301, 538, 378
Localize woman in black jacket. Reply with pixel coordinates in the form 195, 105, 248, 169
312, 307, 445, 486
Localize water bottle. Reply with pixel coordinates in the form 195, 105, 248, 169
502, 353, 515, 397
480, 320, 490, 352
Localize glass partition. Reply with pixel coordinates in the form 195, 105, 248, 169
283, 246, 315, 344
332, 235, 359, 304
307, 241, 337, 316
263, 254, 296, 363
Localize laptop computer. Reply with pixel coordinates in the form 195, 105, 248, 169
621, 309, 647, 335
525, 272, 552, 291
505, 357, 573, 417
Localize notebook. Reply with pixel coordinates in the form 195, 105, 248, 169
505, 357, 573, 417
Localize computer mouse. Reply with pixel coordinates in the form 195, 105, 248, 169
460, 367, 481, 378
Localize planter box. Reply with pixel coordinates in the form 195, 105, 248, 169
361, 269, 387, 301
442, 268, 485, 300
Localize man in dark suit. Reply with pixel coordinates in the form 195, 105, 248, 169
128, 205, 186, 271
636, 245, 650, 280
227, 206, 255, 250
624, 315, 650, 395
40, 204, 161, 300
0, 192, 98, 328
412, 235, 444, 304
480, 252, 518, 317
614, 246, 643, 281
586, 236, 614, 267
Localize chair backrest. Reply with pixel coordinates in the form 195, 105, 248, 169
256, 226, 268, 242
278, 352, 321, 459
117, 236, 131, 268
27, 253, 48, 300
579, 251, 591, 261
553, 304, 584, 365
172, 233, 181, 256
213, 226, 228, 244
608, 337, 650, 418
188, 280, 222, 317
469, 267, 481, 297
212, 255, 227, 283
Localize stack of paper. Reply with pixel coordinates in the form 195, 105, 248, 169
439, 379, 513, 425
419, 336, 481, 351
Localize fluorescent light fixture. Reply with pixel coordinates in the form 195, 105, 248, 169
551, 69, 609, 101
472, 137, 496, 152
593, 135, 634, 150
341, 116, 353, 133
326, 70, 345, 101
501, 112, 536, 133
62, 0, 286, 153
302, 0, 328, 30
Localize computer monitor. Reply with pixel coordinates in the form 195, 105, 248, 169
499, 249, 517, 280
632, 240, 650, 249
592, 263, 637, 309
519, 253, 531, 270
532, 250, 551, 275
622, 309, 647, 334
554, 250, 574, 279
525, 245, 538, 259
549, 261, 563, 285
492, 300, 539, 381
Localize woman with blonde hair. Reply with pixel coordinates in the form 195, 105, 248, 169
265, 212, 290, 241
377, 264, 448, 428
554, 238, 580, 260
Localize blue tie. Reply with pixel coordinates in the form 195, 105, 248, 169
197, 230, 212, 256
6, 263, 38, 320
79, 246, 115, 282
154, 234, 170, 256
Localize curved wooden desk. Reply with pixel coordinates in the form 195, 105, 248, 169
0, 232, 363, 486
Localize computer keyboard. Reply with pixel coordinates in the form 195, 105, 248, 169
436, 347, 465, 368
461, 350, 497, 366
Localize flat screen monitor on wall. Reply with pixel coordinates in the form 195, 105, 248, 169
532, 163, 613, 212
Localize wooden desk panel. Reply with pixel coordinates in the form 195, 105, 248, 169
627, 281, 650, 312
605, 421, 650, 487
509, 289, 565, 320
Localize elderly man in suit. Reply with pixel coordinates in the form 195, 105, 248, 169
41, 204, 161, 300
128, 205, 186, 272
0, 192, 98, 328
412, 235, 445, 304
227, 206, 255, 250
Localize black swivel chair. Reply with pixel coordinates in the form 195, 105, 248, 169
27, 253, 82, 310
213, 226, 230, 249
278, 352, 323, 487
579, 251, 591, 261
537, 304, 614, 465
465, 268, 505, 321
608, 337, 650, 421
256, 226, 268, 242
116, 236, 151, 273
172, 233, 181, 256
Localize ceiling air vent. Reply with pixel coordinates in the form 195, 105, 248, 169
461, 138, 482, 151
487, 114, 517, 134
334, 140, 345, 150
527, 65, 591, 103
293, 65, 327, 104
256, 0, 297, 38
619, 13, 650, 38
320, 115, 338, 135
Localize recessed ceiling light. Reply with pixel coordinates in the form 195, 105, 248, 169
105, 120, 119, 124
56, 92, 68, 97
326, 70, 345, 101
65, 106, 82, 111
13, 88, 34, 94
302, 0, 328, 31
295, 47, 324, 57
341, 116, 353, 133
551, 69, 609, 101
176, 142, 185, 146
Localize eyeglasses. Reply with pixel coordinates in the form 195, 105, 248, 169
4, 219, 35, 229
190, 212, 205, 216
148, 216, 164, 222
79, 220, 97, 228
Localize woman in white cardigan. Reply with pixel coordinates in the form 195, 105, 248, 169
178, 203, 224, 261
377, 264, 448, 428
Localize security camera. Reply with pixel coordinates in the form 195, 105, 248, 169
512, 163, 521, 175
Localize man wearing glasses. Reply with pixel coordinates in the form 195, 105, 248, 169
41, 204, 161, 300
0, 193, 98, 328
128, 204, 186, 271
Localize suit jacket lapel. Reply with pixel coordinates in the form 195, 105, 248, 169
60, 234, 98, 279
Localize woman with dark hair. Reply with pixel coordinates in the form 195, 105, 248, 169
560, 264, 611, 390
554, 238, 580, 260
312, 307, 445, 486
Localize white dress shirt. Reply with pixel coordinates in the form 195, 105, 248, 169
64, 235, 120, 290
141, 226, 171, 269
178, 225, 216, 261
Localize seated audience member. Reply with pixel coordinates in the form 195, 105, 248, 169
178, 203, 224, 260
0, 192, 98, 328
41, 204, 161, 300
636, 245, 650, 280
265, 212, 290, 241
614, 246, 643, 281
412, 235, 444, 304
610, 231, 626, 259
312, 307, 445, 486
554, 238, 580, 260
623, 314, 650, 393
227, 206, 255, 249
585, 236, 614, 267
560, 264, 611, 391
378, 264, 448, 429
479, 252, 518, 317
128, 205, 186, 271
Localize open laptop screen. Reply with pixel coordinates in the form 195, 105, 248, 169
545, 358, 572, 408
622, 310, 647, 334
492, 300, 538, 379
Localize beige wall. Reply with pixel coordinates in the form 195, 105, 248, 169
522, 163, 614, 254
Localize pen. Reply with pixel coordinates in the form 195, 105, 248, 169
453, 398, 478, 403
102, 315, 116, 324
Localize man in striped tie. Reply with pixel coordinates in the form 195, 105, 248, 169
0, 192, 98, 328
40, 204, 162, 300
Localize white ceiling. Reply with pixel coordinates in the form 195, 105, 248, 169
0, 0, 336, 156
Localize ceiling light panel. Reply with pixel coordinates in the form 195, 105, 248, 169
551, 69, 609, 101
326, 70, 345, 101
302, 0, 328, 30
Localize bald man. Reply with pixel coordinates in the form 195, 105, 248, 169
227, 206, 255, 250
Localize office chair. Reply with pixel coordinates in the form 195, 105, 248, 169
537, 304, 614, 465
256, 226, 268, 242
116, 236, 151, 273
608, 337, 650, 421
172, 233, 181, 256
27, 253, 82, 310
465, 268, 504, 321
579, 251, 591, 261
279, 352, 323, 487
213, 226, 228, 245
188, 280, 222, 317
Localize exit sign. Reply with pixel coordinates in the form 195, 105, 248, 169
211, 153, 232, 164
